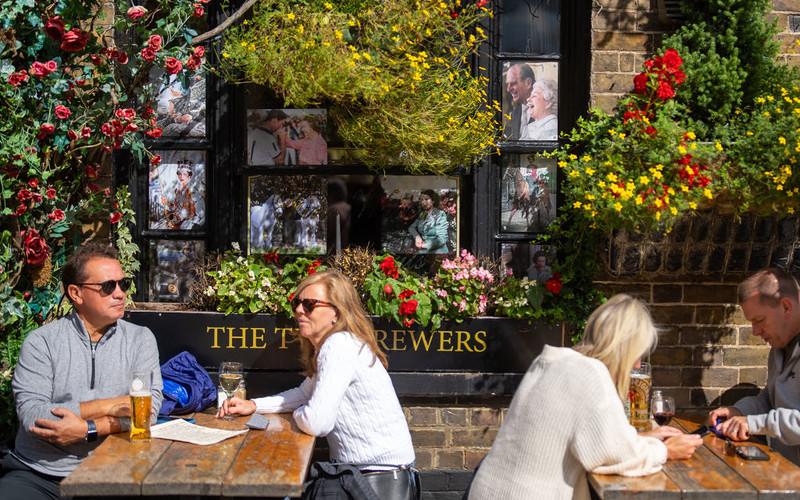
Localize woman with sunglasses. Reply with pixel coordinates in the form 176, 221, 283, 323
218, 270, 417, 498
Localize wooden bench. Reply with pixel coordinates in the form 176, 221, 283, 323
60, 411, 315, 497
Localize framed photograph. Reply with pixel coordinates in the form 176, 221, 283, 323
248, 175, 327, 254
147, 67, 206, 138
501, 61, 559, 141
148, 150, 207, 230
500, 154, 557, 233
381, 176, 459, 255
148, 240, 205, 302
499, 243, 555, 282
247, 109, 328, 166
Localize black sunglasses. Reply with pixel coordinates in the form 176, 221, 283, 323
291, 297, 335, 313
74, 278, 132, 295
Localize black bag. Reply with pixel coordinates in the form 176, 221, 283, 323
361, 465, 419, 500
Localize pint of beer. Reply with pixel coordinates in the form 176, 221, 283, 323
630, 362, 652, 431
130, 371, 152, 442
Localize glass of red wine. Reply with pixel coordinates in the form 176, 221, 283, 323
651, 390, 676, 426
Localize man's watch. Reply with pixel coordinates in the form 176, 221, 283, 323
85, 419, 98, 442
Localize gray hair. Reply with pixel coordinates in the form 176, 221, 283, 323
533, 79, 558, 114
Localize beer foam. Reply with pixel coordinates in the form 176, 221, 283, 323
130, 390, 150, 397
132, 379, 144, 392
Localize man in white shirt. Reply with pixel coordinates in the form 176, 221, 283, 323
248, 109, 289, 165
503, 63, 535, 141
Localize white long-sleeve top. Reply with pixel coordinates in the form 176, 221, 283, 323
468, 345, 668, 500
253, 331, 415, 465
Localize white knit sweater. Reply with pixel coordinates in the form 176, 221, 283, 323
252, 331, 415, 465
468, 345, 668, 500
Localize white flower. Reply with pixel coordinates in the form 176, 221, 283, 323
232, 242, 241, 251
205, 286, 215, 296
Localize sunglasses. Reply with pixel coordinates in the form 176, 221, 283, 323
291, 297, 335, 313
74, 278, 132, 295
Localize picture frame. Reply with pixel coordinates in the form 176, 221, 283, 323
148, 150, 207, 230
501, 60, 559, 142
148, 240, 205, 302
500, 154, 557, 233
247, 175, 327, 254
147, 67, 206, 138
381, 176, 459, 255
499, 243, 556, 282
246, 109, 328, 166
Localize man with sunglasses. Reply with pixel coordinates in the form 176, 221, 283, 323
1, 243, 163, 500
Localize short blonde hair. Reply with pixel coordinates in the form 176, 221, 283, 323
575, 294, 658, 400
293, 269, 388, 376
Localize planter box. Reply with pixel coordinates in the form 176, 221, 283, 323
124, 311, 569, 396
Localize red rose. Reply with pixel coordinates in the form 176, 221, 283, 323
123, 108, 135, 118
148, 35, 162, 51
31, 61, 49, 78
15, 204, 27, 216
165, 57, 182, 75
151, 155, 162, 166
656, 81, 674, 100
193, 5, 204, 17
185, 55, 201, 70
662, 48, 683, 72
48, 209, 65, 221
117, 51, 129, 64
633, 73, 648, 94
17, 189, 32, 201
384, 284, 393, 295
91, 54, 103, 65
127, 6, 148, 20
8, 72, 27, 86
85, 164, 98, 178
399, 299, 418, 316
111, 119, 124, 136
145, 127, 162, 138
125, 123, 138, 132
110, 212, 122, 224
194, 46, 205, 57
28, 178, 38, 188
60, 28, 89, 52
46, 188, 56, 199
21, 228, 49, 267
31, 193, 42, 203
398, 289, 414, 300
39, 123, 55, 135
45, 61, 58, 73
140, 48, 157, 61
54, 104, 71, 119
44, 16, 65, 41
81, 126, 92, 138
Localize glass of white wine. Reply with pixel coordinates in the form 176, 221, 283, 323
219, 361, 244, 421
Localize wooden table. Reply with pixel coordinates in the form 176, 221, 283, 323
589, 415, 800, 499
60, 411, 315, 497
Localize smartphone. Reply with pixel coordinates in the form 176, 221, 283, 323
690, 425, 710, 437
734, 445, 770, 461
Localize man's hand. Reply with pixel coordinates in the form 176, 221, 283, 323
30, 408, 89, 446
708, 406, 742, 426
664, 434, 704, 460
715, 415, 750, 441
80, 395, 130, 419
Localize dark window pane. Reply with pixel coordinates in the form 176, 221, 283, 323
501, 0, 560, 54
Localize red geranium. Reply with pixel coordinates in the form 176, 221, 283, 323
545, 272, 562, 295
44, 16, 65, 41
165, 57, 183, 75
379, 255, 399, 278
17, 189, 32, 201
28, 178, 38, 188
399, 299, 418, 316
110, 212, 122, 224
633, 73, 648, 94
46, 188, 56, 199
186, 55, 202, 70
21, 228, 49, 267
398, 289, 414, 300
384, 284, 393, 295
127, 6, 147, 19
60, 28, 89, 52
54, 104, 71, 119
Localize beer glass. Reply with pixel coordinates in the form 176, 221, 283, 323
130, 370, 153, 442
219, 361, 243, 421
630, 362, 652, 431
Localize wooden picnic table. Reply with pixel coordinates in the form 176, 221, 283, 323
589, 414, 800, 499
60, 411, 315, 498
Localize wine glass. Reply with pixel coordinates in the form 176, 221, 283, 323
651, 391, 675, 426
219, 361, 243, 421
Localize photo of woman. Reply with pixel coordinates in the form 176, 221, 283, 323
149, 150, 206, 230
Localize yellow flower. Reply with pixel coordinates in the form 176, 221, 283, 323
618, 133, 626, 140
704, 188, 713, 199
585, 194, 596, 200
670, 207, 678, 215
780, 137, 787, 145
681, 185, 689, 192
635, 196, 643, 205
568, 170, 580, 178
362, 52, 372, 61
764, 111, 771, 117
757, 97, 766, 104
585, 167, 595, 176
614, 202, 623, 211
222, 52, 230, 58
573, 201, 582, 209
324, 1, 332, 7
667, 187, 675, 195
557, 161, 568, 168
639, 176, 649, 185
608, 129, 617, 135
606, 172, 618, 182
689, 202, 697, 210
747, 131, 754, 136
686, 131, 696, 140
582, 155, 591, 162
715, 142, 723, 151
568, 154, 578, 160
654, 198, 663, 208
655, 211, 661, 221
334, 30, 343, 40
598, 181, 606, 188
286, 12, 295, 20
678, 145, 687, 154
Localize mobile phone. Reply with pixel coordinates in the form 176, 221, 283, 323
734, 445, 770, 461
246, 413, 269, 430
690, 425, 710, 437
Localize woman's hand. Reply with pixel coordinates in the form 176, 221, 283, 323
664, 434, 703, 460
215, 397, 257, 419
640, 425, 683, 441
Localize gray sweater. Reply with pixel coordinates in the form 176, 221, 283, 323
12, 312, 163, 477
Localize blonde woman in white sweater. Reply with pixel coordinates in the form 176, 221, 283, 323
468, 294, 702, 500
218, 270, 415, 483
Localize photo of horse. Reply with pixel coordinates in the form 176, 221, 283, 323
500, 154, 557, 233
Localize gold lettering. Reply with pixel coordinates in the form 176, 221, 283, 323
251, 328, 266, 349
390, 330, 407, 351
375, 330, 389, 351
409, 330, 435, 351
473, 331, 487, 352
227, 327, 248, 349
455, 331, 473, 352
207, 326, 225, 349
275, 328, 295, 349
438, 331, 453, 352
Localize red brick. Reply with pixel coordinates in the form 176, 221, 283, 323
443, 408, 467, 426
471, 408, 501, 427
408, 407, 438, 426
657, 326, 680, 346
465, 450, 488, 470
414, 449, 433, 469
652, 367, 681, 387
411, 429, 447, 447
692, 347, 723, 367
435, 450, 465, 469
451, 429, 498, 448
